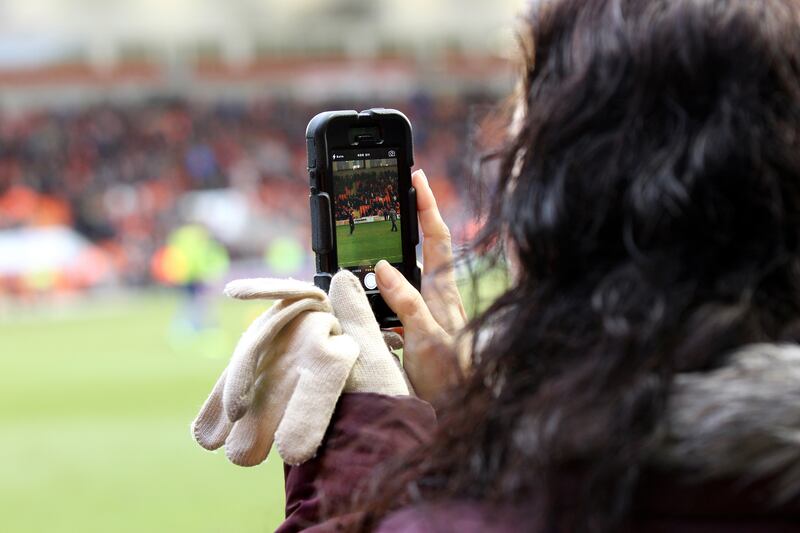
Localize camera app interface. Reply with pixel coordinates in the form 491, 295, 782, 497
332, 148, 402, 289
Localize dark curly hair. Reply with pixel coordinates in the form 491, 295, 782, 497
349, 0, 800, 530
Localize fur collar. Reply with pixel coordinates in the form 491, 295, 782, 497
653, 343, 800, 502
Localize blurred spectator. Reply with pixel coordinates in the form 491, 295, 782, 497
0, 94, 492, 294
151, 224, 229, 332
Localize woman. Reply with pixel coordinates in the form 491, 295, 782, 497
206, 0, 800, 531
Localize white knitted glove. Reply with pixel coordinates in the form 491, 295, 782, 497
329, 270, 410, 396
192, 278, 358, 466
192, 272, 408, 467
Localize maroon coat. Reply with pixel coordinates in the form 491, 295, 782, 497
278, 393, 800, 532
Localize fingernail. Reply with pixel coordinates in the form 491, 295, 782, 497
413, 169, 428, 186
376, 260, 400, 290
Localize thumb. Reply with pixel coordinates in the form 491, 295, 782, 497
375, 260, 446, 339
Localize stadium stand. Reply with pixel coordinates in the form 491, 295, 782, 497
0, 92, 492, 292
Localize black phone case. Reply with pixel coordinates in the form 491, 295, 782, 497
306, 108, 421, 328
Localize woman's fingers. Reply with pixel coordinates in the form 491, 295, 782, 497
376, 259, 456, 401
423, 273, 468, 335
413, 170, 467, 333
377, 260, 439, 330
413, 169, 453, 274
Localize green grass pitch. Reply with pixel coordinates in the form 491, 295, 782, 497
336, 219, 402, 267
0, 294, 286, 533
0, 268, 507, 532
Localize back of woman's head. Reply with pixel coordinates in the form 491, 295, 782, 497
356, 1, 800, 531
502, 0, 800, 302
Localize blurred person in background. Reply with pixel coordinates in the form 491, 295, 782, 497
151, 224, 229, 336
0, 96, 485, 299
207, 0, 800, 532
0, 3, 530, 533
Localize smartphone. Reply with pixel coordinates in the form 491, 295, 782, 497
306, 108, 421, 328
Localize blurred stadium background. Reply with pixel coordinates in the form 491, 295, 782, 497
0, 1, 521, 531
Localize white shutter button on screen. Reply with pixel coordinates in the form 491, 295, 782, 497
364, 272, 378, 290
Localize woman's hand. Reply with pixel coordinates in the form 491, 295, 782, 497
375, 169, 467, 402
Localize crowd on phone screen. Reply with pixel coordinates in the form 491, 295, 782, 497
0, 93, 486, 294
334, 171, 400, 221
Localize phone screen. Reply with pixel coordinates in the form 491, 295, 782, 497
331, 147, 402, 290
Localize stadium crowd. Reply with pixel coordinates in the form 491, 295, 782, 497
0, 93, 487, 292
334, 171, 400, 221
